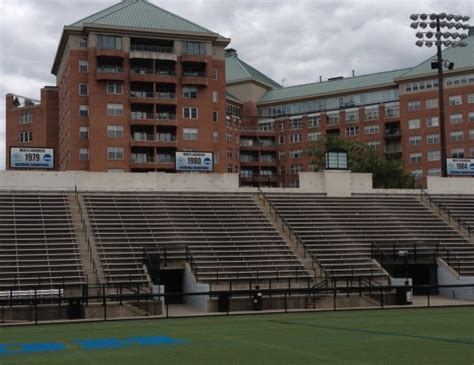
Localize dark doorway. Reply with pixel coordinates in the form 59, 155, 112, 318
159, 269, 183, 304
383, 263, 438, 295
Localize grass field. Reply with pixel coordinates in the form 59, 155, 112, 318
0, 307, 473, 364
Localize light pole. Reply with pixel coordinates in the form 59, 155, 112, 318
410, 13, 471, 177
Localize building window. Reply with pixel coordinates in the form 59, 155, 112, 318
446, 74, 474, 86
212, 69, 218, 80
290, 164, 304, 174
183, 128, 198, 140
182, 41, 205, 55
289, 134, 303, 143
79, 83, 88, 96
79, 37, 87, 48
411, 170, 423, 178
289, 118, 303, 130
469, 129, 474, 140
470, 147, 474, 157
289, 149, 303, 159
428, 168, 442, 176
19, 131, 32, 143
226, 133, 233, 142
345, 126, 360, 136
278, 152, 286, 160
427, 150, 441, 161
345, 109, 359, 123
214, 152, 219, 165
449, 113, 463, 125
426, 134, 440, 145
213, 111, 219, 123
79, 148, 89, 161
384, 102, 400, 118
408, 119, 421, 129
19, 112, 33, 124
469, 112, 474, 123
451, 148, 465, 158
183, 86, 197, 99
278, 135, 285, 144
212, 91, 218, 103
97, 35, 122, 49
79, 60, 88, 72
425, 98, 438, 110
307, 132, 321, 141
364, 125, 380, 135
308, 114, 321, 128
468, 93, 474, 104
326, 112, 339, 125
226, 148, 233, 159
409, 153, 422, 163
367, 141, 381, 150
364, 106, 378, 121
107, 103, 123, 116
107, 82, 123, 95
183, 107, 198, 119
426, 117, 439, 128
407, 100, 421, 112
450, 131, 464, 142
107, 125, 124, 138
227, 164, 233, 173
213, 131, 219, 143
107, 147, 124, 160
79, 105, 89, 117
409, 136, 421, 146
448, 95, 462, 106
79, 126, 89, 139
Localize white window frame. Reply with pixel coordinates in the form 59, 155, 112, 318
79, 126, 89, 139
183, 107, 198, 119
107, 82, 123, 95
79, 60, 88, 73
107, 103, 123, 117
183, 86, 197, 99
107, 125, 124, 138
79, 105, 89, 117
183, 128, 198, 141
107, 147, 124, 160
79, 148, 89, 161
408, 119, 421, 130
79, 83, 88, 96
427, 150, 441, 161
19, 131, 33, 143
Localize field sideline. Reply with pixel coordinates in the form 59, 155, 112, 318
0, 307, 473, 364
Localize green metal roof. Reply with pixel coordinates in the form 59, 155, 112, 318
71, 0, 216, 35
225, 50, 281, 89
225, 91, 242, 104
398, 34, 474, 80
258, 68, 410, 103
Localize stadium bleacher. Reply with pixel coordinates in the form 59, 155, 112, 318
265, 193, 474, 278
428, 195, 474, 234
83, 192, 311, 286
0, 192, 85, 290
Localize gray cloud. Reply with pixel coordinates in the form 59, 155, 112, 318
1, 0, 473, 169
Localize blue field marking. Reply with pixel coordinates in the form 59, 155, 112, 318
0, 343, 65, 355
77, 336, 186, 350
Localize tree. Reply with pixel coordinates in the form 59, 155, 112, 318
306, 135, 413, 188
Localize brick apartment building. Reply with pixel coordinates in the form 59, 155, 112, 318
5, 0, 474, 186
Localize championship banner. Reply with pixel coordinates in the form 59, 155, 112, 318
10, 147, 54, 169
175, 151, 213, 172
447, 158, 474, 176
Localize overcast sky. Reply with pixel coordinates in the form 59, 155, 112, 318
0, 0, 472, 170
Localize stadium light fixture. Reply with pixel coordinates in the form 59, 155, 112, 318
409, 12, 471, 177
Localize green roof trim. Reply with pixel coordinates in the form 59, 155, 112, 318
71, 0, 217, 35
259, 68, 410, 103
397, 34, 474, 80
225, 50, 281, 89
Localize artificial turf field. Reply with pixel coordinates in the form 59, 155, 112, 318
0, 307, 473, 364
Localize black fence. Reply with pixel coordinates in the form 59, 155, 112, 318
1, 283, 473, 326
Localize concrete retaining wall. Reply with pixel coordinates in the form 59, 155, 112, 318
437, 259, 474, 301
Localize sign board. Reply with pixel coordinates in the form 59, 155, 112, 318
447, 158, 474, 176
10, 147, 54, 169
175, 151, 213, 172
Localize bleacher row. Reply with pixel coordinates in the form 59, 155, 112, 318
0, 192, 85, 290
429, 195, 474, 233
266, 193, 474, 278
1, 191, 474, 291
83, 193, 310, 286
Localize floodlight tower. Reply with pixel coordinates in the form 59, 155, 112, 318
410, 13, 471, 177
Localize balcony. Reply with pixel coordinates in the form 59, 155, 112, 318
182, 71, 208, 86
130, 112, 177, 126
130, 91, 177, 105
96, 66, 124, 81
129, 45, 177, 61
96, 48, 126, 58
131, 133, 177, 147
130, 154, 175, 169
240, 141, 276, 151
384, 145, 402, 154
130, 68, 177, 83
384, 129, 402, 138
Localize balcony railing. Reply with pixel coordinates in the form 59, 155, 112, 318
131, 91, 176, 99
385, 129, 401, 137
97, 66, 123, 73
131, 134, 177, 142
385, 110, 400, 118
157, 155, 175, 164
130, 45, 174, 53
131, 155, 154, 163
182, 71, 206, 77
157, 113, 176, 120
240, 141, 276, 147
130, 68, 176, 76
130, 112, 177, 121
156, 92, 176, 99
384, 145, 402, 154
260, 157, 277, 163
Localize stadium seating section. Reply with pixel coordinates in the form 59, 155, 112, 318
429, 195, 474, 233
83, 193, 311, 286
266, 193, 474, 278
0, 192, 85, 290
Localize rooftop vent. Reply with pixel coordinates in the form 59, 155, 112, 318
225, 48, 238, 57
